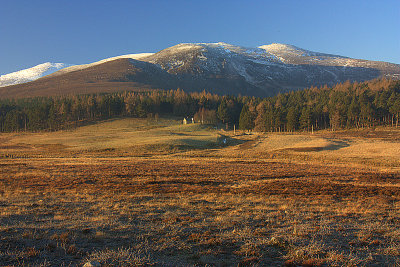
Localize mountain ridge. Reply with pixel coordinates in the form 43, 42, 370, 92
1, 42, 399, 98
0, 62, 71, 87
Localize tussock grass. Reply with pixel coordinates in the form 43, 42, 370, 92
0, 119, 399, 265
1, 157, 399, 265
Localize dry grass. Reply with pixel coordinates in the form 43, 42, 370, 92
218, 127, 400, 171
0, 117, 221, 157
0, 119, 399, 266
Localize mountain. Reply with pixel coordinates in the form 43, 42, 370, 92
0, 58, 175, 98
47, 53, 154, 78
1, 43, 399, 98
142, 42, 399, 94
0, 62, 70, 87
0, 53, 154, 88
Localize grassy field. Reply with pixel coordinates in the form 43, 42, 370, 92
0, 118, 223, 157
0, 118, 399, 266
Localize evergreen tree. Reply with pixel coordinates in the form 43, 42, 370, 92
286, 107, 299, 131
239, 105, 254, 130
217, 100, 229, 123
388, 92, 400, 127
359, 92, 374, 127
347, 96, 360, 128
0, 79, 398, 133
389, 92, 400, 127
299, 107, 311, 131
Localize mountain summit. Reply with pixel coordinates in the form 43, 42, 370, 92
1, 43, 399, 98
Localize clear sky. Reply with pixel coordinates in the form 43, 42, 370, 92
0, 0, 399, 74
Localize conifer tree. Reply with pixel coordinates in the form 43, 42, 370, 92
286, 107, 299, 132
239, 105, 254, 130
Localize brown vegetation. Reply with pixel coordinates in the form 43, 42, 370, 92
0, 59, 158, 99
0, 119, 399, 266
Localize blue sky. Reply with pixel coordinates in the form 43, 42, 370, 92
0, 0, 399, 74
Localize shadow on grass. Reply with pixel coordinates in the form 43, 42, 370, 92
279, 139, 350, 152
323, 139, 350, 151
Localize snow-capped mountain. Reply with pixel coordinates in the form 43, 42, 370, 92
259, 43, 399, 72
0, 53, 154, 88
0, 62, 70, 87
135, 42, 400, 95
1, 43, 399, 98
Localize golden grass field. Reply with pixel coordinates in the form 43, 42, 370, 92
0, 118, 399, 266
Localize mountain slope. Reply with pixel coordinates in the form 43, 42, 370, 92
260, 43, 399, 75
47, 53, 154, 78
0, 62, 70, 87
143, 42, 399, 93
0, 58, 175, 98
0, 53, 155, 88
1, 42, 399, 98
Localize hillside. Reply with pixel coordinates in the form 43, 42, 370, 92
0, 59, 172, 98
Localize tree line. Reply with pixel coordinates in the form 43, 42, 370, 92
0, 78, 399, 132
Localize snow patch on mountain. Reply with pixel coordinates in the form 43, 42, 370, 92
259, 43, 309, 55
258, 43, 333, 58
171, 44, 203, 51
0, 62, 70, 87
